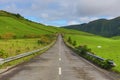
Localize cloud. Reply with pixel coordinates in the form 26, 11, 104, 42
76, 0, 120, 17
79, 17, 99, 23
67, 17, 99, 25
67, 21, 80, 25
0, 0, 120, 26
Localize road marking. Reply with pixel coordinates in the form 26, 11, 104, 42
59, 67, 62, 75
59, 58, 61, 61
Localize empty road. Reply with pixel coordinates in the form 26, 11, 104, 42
0, 35, 115, 80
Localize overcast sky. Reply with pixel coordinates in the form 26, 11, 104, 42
0, 0, 120, 26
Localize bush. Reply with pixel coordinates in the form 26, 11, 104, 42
75, 45, 115, 69
76, 45, 91, 54
15, 13, 21, 18
67, 36, 72, 44
16, 49, 21, 53
0, 49, 8, 58
72, 40, 77, 46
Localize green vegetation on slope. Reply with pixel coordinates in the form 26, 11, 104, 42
59, 28, 94, 36
0, 10, 59, 39
64, 17, 120, 37
0, 10, 92, 39
0, 34, 56, 58
0, 17, 51, 37
64, 34, 120, 72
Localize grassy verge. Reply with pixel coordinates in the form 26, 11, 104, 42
64, 34, 120, 72
0, 38, 45, 58
0, 40, 56, 71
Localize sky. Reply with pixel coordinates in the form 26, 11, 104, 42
0, 0, 120, 27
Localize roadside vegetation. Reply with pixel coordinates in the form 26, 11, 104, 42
0, 34, 56, 69
64, 34, 120, 72
0, 34, 56, 58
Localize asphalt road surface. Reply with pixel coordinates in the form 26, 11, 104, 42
0, 35, 116, 80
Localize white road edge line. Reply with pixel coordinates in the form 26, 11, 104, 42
59, 67, 62, 75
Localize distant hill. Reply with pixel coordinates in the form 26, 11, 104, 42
64, 17, 120, 37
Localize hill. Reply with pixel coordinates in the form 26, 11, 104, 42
64, 17, 120, 37
0, 10, 95, 39
0, 10, 59, 39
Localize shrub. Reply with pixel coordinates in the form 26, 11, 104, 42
16, 50, 21, 53
15, 13, 21, 18
76, 45, 91, 54
0, 49, 8, 58
72, 40, 77, 46
74, 45, 115, 69
67, 36, 72, 44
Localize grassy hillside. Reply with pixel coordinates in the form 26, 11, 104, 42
0, 10, 59, 59
0, 10, 59, 39
64, 34, 120, 72
59, 28, 94, 36
0, 10, 94, 39
64, 17, 120, 37
0, 17, 51, 36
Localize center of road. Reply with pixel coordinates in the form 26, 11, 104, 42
59, 58, 61, 61
58, 36, 62, 79
59, 67, 62, 75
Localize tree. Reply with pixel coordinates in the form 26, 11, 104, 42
15, 13, 21, 18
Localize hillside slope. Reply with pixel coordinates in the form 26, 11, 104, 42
0, 10, 58, 38
0, 10, 95, 39
64, 17, 120, 37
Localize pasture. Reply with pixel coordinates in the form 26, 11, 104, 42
65, 34, 120, 72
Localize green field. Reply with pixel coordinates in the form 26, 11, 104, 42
64, 34, 120, 72
0, 38, 47, 58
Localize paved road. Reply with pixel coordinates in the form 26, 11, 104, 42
0, 35, 115, 80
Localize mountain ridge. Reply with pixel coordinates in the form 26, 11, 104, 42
64, 17, 120, 37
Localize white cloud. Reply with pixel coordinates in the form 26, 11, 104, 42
0, 0, 120, 26
67, 21, 80, 25
67, 17, 99, 25
79, 17, 99, 23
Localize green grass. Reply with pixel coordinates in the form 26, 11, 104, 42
0, 10, 93, 38
59, 28, 94, 35
112, 36, 120, 40
0, 16, 54, 37
0, 38, 48, 58
0, 44, 51, 69
64, 34, 120, 72
0, 10, 60, 38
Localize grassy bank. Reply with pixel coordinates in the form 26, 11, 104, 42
64, 34, 120, 72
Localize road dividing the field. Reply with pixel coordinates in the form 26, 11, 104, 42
0, 35, 116, 80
